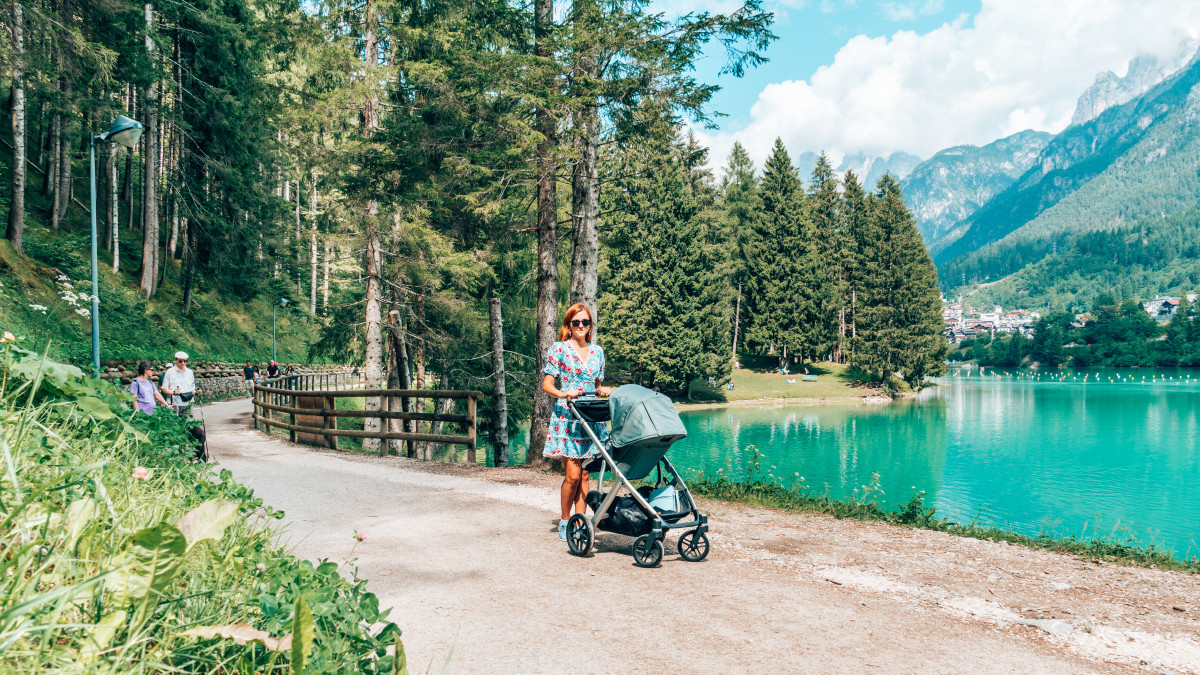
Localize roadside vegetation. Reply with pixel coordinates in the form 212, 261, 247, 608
687, 446, 1199, 573
0, 339, 405, 673
682, 359, 896, 405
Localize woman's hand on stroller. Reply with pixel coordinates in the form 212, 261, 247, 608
561, 388, 584, 401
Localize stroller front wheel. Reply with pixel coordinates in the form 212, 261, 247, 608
632, 535, 663, 568
677, 530, 710, 562
567, 514, 593, 556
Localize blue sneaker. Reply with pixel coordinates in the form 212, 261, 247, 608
558, 520, 568, 541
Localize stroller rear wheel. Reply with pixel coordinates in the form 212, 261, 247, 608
632, 534, 663, 568
677, 530, 710, 562
566, 514, 593, 556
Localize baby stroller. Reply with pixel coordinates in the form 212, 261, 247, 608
564, 384, 709, 568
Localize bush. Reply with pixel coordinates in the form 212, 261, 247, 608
0, 341, 407, 673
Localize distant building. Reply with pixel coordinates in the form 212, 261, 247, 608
1144, 294, 1197, 321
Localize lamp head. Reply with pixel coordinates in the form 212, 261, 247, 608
278, 298, 289, 307
100, 115, 145, 149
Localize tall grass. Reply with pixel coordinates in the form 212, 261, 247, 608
0, 340, 406, 672
687, 445, 1199, 573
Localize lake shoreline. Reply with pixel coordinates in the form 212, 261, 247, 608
675, 392, 907, 411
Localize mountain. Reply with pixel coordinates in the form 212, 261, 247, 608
902, 130, 1052, 245
1070, 38, 1198, 126
936, 51, 1200, 302
837, 151, 922, 188
935, 50, 1200, 270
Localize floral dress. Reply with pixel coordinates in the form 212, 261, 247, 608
543, 341, 608, 458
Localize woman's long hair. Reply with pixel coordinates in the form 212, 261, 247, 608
557, 303, 594, 343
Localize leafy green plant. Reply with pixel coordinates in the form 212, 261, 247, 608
0, 340, 406, 672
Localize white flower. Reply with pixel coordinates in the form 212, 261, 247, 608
256, 562, 266, 572
1, 332, 14, 343
74, 309, 91, 318
29, 304, 47, 312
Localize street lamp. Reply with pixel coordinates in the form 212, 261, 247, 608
90, 115, 145, 377
273, 297, 289, 361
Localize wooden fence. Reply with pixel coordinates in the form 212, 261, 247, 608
251, 374, 483, 463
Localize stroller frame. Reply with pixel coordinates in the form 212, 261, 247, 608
564, 395, 709, 567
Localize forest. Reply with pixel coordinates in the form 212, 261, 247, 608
954, 295, 1200, 368
2, 0, 946, 463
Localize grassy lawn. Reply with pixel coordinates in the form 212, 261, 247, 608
684, 356, 886, 405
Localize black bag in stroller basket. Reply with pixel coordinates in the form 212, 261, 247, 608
587, 490, 651, 536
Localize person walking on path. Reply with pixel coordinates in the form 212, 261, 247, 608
266, 361, 280, 379
541, 303, 613, 541
243, 360, 259, 398
130, 361, 170, 415
161, 351, 201, 417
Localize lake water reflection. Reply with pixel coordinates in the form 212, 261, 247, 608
669, 370, 1200, 559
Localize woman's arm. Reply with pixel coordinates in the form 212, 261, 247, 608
543, 374, 581, 400
154, 389, 169, 406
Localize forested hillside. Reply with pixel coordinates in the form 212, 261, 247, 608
2, 0, 946, 466
932, 50, 1200, 308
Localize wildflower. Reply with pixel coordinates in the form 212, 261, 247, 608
29, 304, 47, 312
133, 466, 149, 480
354, 530, 366, 542
74, 309, 91, 318
1, 331, 14, 343
256, 562, 266, 572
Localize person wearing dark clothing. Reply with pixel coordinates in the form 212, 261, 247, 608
243, 360, 259, 398
266, 361, 280, 378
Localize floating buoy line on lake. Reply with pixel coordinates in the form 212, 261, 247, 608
946, 368, 1197, 385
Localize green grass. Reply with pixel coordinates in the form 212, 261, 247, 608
0, 344, 404, 672
687, 450, 1198, 573
684, 357, 888, 404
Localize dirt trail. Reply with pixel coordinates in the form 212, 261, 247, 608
204, 399, 1199, 674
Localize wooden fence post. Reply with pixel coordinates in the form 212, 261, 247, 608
324, 394, 337, 450
489, 298, 509, 467
289, 391, 297, 444
466, 394, 477, 464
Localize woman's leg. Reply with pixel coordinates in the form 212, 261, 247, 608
561, 458, 582, 520
575, 462, 590, 516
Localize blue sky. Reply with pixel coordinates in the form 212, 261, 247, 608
695, 0, 981, 132
674, 0, 1200, 169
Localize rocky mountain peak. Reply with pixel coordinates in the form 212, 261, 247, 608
1070, 38, 1199, 126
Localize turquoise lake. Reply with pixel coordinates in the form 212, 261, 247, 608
510, 368, 1200, 558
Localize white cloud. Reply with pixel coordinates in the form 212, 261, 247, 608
698, 0, 1200, 171
879, 0, 942, 22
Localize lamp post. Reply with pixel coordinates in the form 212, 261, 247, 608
89, 115, 145, 378
272, 297, 289, 361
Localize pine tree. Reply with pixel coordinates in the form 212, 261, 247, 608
852, 174, 947, 387
601, 123, 732, 397
743, 138, 810, 368
718, 141, 759, 363
810, 153, 844, 361
841, 169, 870, 359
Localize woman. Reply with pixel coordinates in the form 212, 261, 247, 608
542, 303, 613, 541
130, 361, 169, 415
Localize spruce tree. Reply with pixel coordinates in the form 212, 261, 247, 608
743, 138, 810, 368
840, 170, 870, 359
600, 122, 731, 397
719, 141, 760, 363
852, 174, 947, 387
808, 152, 841, 361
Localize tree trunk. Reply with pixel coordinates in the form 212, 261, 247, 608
360, 0, 384, 451
568, 37, 600, 320
732, 283, 741, 363
120, 86, 134, 204
322, 240, 330, 315
139, 3, 159, 298
489, 299, 509, 467
110, 151, 120, 272
44, 111, 57, 200
295, 181, 302, 296
528, 0, 558, 468
35, 99, 46, 171
6, 0, 26, 252
310, 170, 317, 314
52, 81, 71, 230
386, 308, 411, 456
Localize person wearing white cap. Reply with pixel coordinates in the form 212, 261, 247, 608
161, 351, 200, 417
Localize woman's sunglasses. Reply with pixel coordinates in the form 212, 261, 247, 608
569, 319, 592, 328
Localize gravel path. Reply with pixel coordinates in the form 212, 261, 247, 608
205, 398, 1198, 674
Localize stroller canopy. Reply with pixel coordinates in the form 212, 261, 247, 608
608, 385, 687, 448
